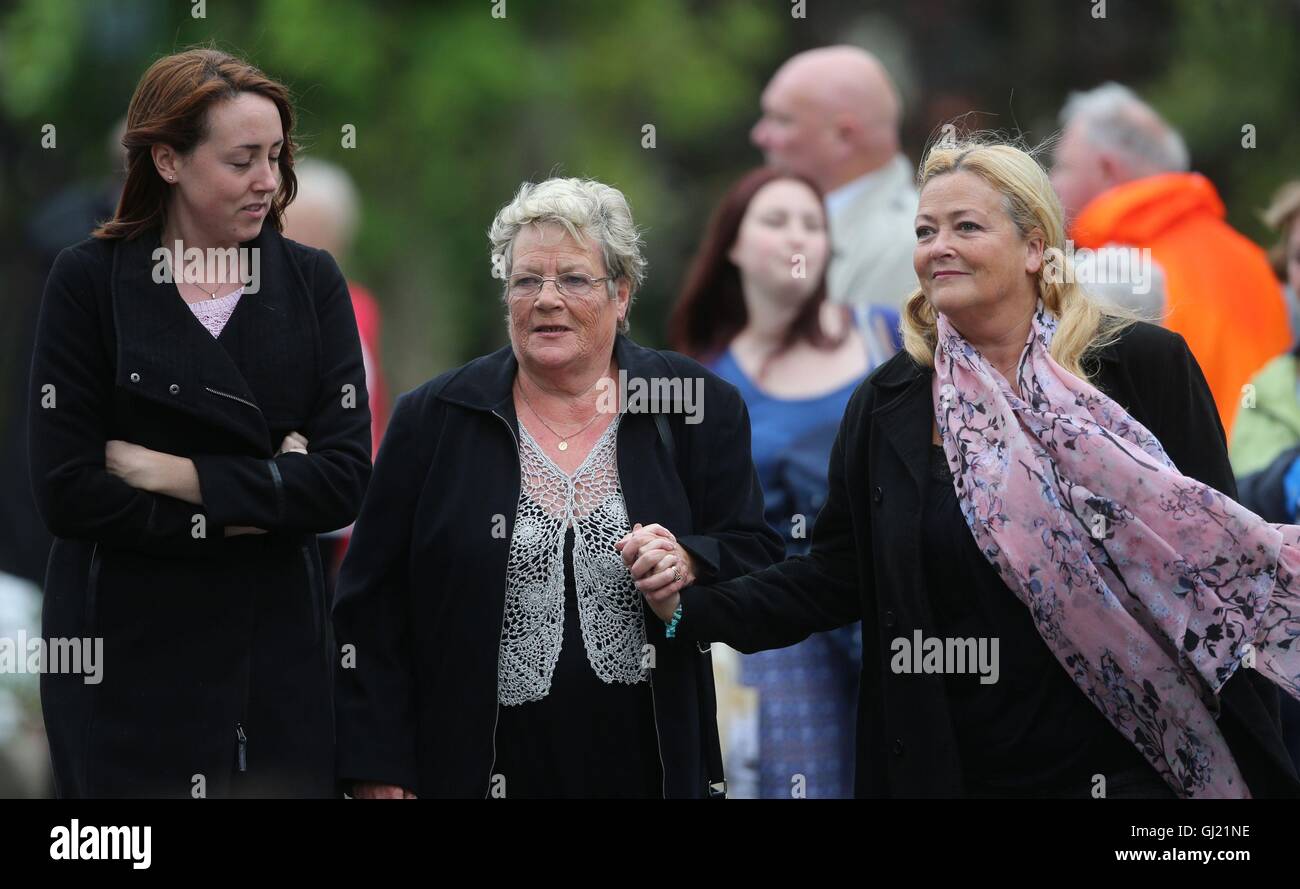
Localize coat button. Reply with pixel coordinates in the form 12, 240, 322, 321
883, 610, 896, 628
872, 485, 883, 504
169, 383, 180, 395
892, 739, 905, 756
129, 372, 141, 383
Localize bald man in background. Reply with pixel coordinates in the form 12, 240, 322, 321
752, 46, 918, 311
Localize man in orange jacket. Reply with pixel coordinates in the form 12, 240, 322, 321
1052, 83, 1289, 436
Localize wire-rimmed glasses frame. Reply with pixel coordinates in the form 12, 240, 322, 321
506, 272, 614, 300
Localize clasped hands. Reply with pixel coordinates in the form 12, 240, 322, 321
614, 522, 696, 623
353, 526, 693, 800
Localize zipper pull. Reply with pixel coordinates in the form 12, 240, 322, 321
236, 723, 248, 772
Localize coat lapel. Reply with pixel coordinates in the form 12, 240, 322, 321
872, 352, 933, 496
611, 336, 692, 530
110, 227, 298, 454
435, 334, 690, 531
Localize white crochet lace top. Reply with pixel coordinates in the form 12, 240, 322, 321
497, 412, 649, 706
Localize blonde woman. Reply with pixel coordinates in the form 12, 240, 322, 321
631, 137, 1300, 799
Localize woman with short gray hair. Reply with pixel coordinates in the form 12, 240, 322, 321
488, 177, 646, 332
334, 177, 782, 798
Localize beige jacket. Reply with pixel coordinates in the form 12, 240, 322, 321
826, 154, 919, 309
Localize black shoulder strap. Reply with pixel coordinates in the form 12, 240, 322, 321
653, 412, 677, 467
652, 352, 681, 470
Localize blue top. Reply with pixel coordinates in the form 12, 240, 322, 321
710, 348, 864, 554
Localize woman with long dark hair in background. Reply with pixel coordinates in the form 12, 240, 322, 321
668, 167, 872, 798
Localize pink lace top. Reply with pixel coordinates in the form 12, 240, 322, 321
187, 287, 245, 338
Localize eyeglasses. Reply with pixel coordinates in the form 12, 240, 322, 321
507, 273, 612, 300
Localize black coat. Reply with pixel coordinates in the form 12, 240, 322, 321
332, 334, 783, 798
678, 321, 1300, 798
1238, 443, 1300, 523
29, 225, 372, 798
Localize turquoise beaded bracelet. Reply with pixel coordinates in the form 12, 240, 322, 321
664, 602, 683, 639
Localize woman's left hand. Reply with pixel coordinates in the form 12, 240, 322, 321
105, 440, 165, 491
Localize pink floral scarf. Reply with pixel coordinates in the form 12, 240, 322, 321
933, 300, 1300, 798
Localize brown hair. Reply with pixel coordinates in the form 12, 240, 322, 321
94, 47, 297, 240
668, 167, 848, 377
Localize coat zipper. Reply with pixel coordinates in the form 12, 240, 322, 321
618, 415, 669, 798
236, 723, 248, 772
301, 544, 323, 644
204, 386, 262, 413
78, 543, 104, 794
83, 543, 102, 632
646, 651, 669, 799
485, 408, 521, 798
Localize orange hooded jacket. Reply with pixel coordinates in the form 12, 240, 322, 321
1071, 173, 1289, 436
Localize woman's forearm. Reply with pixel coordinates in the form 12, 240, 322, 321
153, 453, 203, 505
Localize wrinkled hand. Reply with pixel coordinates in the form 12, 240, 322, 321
277, 431, 308, 456
615, 523, 694, 623
351, 781, 417, 799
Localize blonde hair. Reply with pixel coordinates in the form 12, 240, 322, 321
900, 134, 1138, 380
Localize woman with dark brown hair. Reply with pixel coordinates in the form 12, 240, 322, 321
667, 167, 874, 798
29, 47, 371, 797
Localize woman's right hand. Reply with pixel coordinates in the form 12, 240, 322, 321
351, 781, 417, 799
277, 431, 309, 456
616, 523, 689, 622
221, 433, 306, 537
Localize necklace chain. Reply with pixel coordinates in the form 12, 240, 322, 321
161, 245, 235, 300
515, 369, 612, 451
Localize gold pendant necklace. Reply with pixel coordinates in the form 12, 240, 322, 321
516, 380, 603, 451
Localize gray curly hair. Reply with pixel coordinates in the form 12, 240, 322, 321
488, 177, 647, 333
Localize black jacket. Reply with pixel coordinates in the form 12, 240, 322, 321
678, 320, 1300, 798
29, 225, 371, 798
332, 334, 783, 798
1238, 443, 1300, 523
